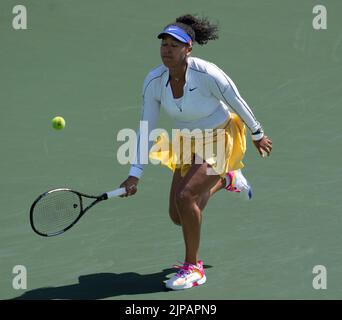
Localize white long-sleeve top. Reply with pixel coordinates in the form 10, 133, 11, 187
129, 56, 263, 179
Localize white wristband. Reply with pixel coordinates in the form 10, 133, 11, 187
251, 131, 264, 141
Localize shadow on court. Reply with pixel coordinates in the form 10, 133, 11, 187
12, 265, 213, 300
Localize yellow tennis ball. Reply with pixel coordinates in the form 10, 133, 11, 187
52, 116, 66, 130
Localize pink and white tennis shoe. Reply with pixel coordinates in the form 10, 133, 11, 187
225, 169, 253, 200
165, 260, 206, 290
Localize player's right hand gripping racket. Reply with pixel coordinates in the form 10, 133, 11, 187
30, 187, 126, 237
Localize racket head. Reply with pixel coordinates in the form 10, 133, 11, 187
30, 188, 84, 237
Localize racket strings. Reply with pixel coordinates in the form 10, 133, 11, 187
32, 190, 81, 235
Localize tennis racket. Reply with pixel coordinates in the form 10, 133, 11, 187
30, 187, 126, 237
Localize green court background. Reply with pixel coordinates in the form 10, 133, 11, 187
1, 0, 341, 299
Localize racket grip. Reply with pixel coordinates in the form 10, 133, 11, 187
105, 187, 127, 199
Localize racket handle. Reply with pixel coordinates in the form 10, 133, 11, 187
105, 187, 127, 199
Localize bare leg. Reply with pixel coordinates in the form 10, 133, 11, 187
175, 162, 221, 265
196, 190, 210, 211
168, 169, 183, 226
209, 177, 225, 196
169, 173, 225, 226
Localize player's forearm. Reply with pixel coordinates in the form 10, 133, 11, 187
222, 87, 264, 140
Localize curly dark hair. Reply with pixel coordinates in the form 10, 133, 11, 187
165, 14, 219, 45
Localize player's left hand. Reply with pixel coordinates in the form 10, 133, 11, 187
253, 135, 272, 157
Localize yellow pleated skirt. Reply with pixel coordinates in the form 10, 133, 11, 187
149, 113, 246, 178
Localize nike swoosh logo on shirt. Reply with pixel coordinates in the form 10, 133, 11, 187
189, 87, 197, 91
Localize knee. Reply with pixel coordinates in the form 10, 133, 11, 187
175, 187, 195, 212
169, 211, 181, 226
169, 203, 181, 226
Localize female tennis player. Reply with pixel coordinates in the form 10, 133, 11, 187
119, 14, 272, 290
